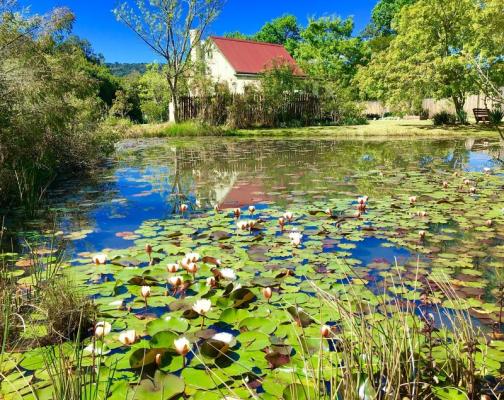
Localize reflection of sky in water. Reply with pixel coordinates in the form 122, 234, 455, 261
49, 139, 502, 258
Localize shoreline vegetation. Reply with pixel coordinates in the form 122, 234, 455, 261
118, 119, 503, 140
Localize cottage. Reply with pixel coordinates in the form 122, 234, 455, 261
191, 32, 303, 94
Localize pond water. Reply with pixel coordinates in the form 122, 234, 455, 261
3, 135, 504, 399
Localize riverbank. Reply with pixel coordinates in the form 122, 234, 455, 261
122, 119, 501, 139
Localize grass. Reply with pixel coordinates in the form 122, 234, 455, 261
121, 119, 502, 140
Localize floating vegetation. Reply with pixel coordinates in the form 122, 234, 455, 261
1, 138, 504, 399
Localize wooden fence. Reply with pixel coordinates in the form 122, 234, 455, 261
176, 93, 327, 128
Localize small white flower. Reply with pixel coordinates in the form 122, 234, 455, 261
185, 252, 200, 263
212, 332, 236, 347
192, 299, 212, 315
141, 286, 151, 298
167, 263, 179, 273
168, 276, 183, 287
248, 205, 256, 214
174, 337, 191, 355
94, 321, 112, 338
283, 211, 294, 221
289, 231, 302, 247
118, 330, 137, 346
220, 268, 237, 281
92, 254, 107, 265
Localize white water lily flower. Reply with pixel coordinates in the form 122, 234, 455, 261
92, 254, 107, 265
167, 263, 179, 273
289, 231, 302, 247
84, 342, 109, 355
220, 268, 237, 281
192, 299, 212, 315
94, 321, 112, 338
248, 205, 256, 214
118, 330, 137, 346
185, 252, 200, 262
169, 276, 183, 287
174, 337, 191, 355
236, 220, 250, 230
212, 332, 236, 347
141, 286, 151, 298
283, 211, 294, 221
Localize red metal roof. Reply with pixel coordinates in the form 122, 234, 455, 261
210, 36, 304, 76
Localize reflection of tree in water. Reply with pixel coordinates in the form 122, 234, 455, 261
117, 138, 475, 210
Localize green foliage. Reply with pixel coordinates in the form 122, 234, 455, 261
138, 63, 171, 123
253, 14, 301, 54
0, 7, 115, 209
368, 0, 417, 36
433, 111, 457, 126
106, 62, 147, 77
489, 108, 504, 126
356, 0, 482, 118
295, 16, 368, 90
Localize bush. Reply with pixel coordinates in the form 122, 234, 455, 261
489, 108, 503, 125
433, 111, 457, 125
419, 109, 430, 120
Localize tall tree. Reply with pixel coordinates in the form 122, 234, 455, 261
356, 0, 481, 119
368, 0, 416, 36
295, 16, 367, 90
253, 14, 301, 53
113, 0, 225, 122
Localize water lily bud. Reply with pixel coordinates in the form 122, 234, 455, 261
442, 181, 448, 188
169, 276, 183, 287
167, 263, 179, 273
283, 211, 294, 222
483, 167, 492, 175
320, 325, 331, 338
145, 244, 153, 255
233, 208, 241, 218
409, 196, 417, 205
325, 208, 332, 216
118, 330, 137, 346
469, 186, 476, 194
187, 262, 198, 274
155, 353, 162, 366
206, 276, 217, 288
174, 337, 191, 356
141, 286, 151, 299
92, 254, 107, 265
485, 219, 493, 227
186, 252, 200, 263
463, 179, 470, 186
248, 205, 255, 214
180, 204, 188, 213
419, 230, 426, 240
214, 204, 220, 212
262, 287, 273, 300
481, 395, 492, 400
192, 299, 212, 315
94, 321, 112, 338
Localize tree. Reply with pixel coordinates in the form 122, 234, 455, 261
138, 63, 171, 122
295, 16, 367, 90
253, 14, 301, 53
114, 0, 225, 123
355, 0, 480, 119
367, 0, 416, 37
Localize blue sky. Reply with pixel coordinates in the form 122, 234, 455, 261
27, 0, 376, 63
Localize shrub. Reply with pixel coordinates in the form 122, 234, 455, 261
489, 108, 503, 125
433, 111, 457, 125
456, 109, 468, 124
419, 109, 430, 120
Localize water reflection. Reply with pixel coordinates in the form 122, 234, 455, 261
9, 137, 501, 256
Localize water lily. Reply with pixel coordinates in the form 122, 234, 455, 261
220, 268, 237, 281
214, 204, 221, 212
118, 330, 137, 346
469, 186, 477, 194
249, 205, 256, 214
180, 204, 188, 213
484, 167, 492, 175
237, 220, 249, 231
145, 244, 153, 265
155, 353, 162, 366
463, 179, 471, 186
169, 276, 183, 289
187, 262, 198, 279
262, 287, 273, 302
321, 325, 331, 338
141, 285, 151, 308
92, 254, 107, 265
212, 332, 236, 347
192, 299, 211, 315
94, 321, 112, 338
283, 211, 294, 222
443, 181, 449, 188
278, 217, 285, 230
289, 231, 302, 247
419, 230, 426, 240
485, 219, 493, 227
185, 252, 200, 263
409, 196, 417, 205
174, 337, 191, 356
233, 208, 241, 218
206, 276, 217, 288
167, 263, 179, 273
325, 208, 332, 216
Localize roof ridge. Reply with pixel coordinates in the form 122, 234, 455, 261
210, 36, 286, 48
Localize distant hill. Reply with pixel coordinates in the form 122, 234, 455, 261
106, 63, 148, 77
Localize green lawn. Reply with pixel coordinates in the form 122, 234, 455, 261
124, 119, 501, 140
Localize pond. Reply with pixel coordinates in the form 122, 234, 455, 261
2, 136, 504, 399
